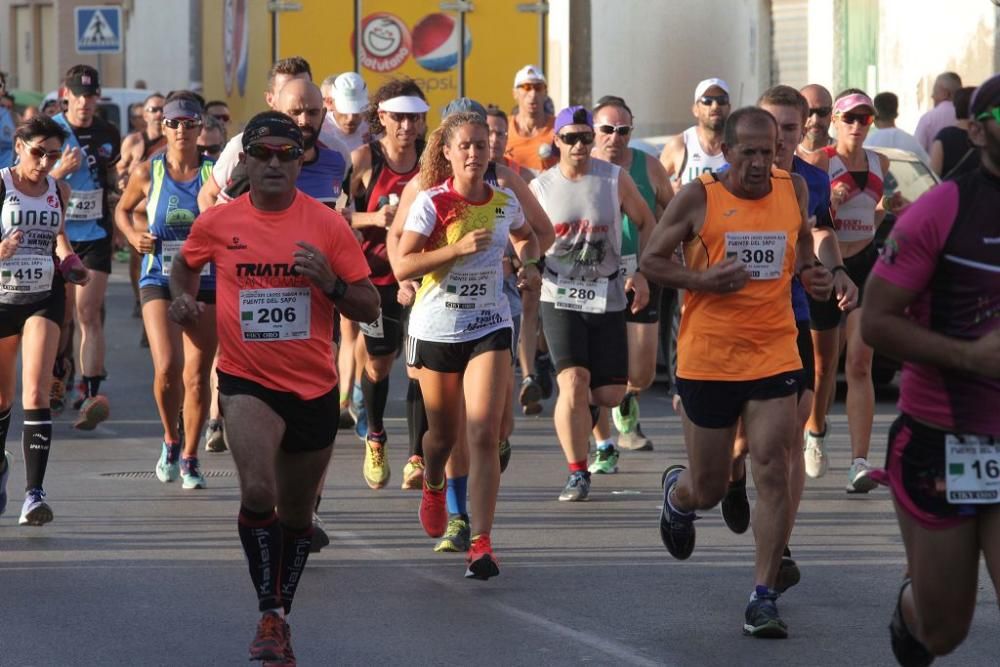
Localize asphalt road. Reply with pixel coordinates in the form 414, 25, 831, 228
1, 270, 998, 666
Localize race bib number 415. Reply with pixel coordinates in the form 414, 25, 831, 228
725, 232, 786, 280
0, 255, 54, 293
239, 287, 311, 341
946, 435, 1000, 504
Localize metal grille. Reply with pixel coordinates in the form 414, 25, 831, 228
770, 0, 810, 89
99, 470, 236, 479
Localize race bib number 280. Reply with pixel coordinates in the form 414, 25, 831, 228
239, 288, 310, 341
724, 232, 786, 280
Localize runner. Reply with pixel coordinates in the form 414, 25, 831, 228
0, 71, 15, 168
659, 78, 731, 192
114, 93, 217, 490
168, 111, 378, 664
319, 72, 370, 160
530, 105, 653, 500
861, 73, 1000, 666
198, 114, 226, 162
49, 65, 122, 430
590, 94, 673, 456
204, 100, 232, 133
929, 86, 979, 180
0, 116, 89, 525
504, 65, 557, 173
347, 78, 428, 490
642, 107, 821, 637
395, 110, 541, 578
795, 84, 834, 168
805, 89, 898, 491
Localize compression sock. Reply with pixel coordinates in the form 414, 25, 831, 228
446, 475, 469, 518
83, 375, 103, 398
22, 408, 52, 490
278, 522, 314, 615
406, 379, 428, 458
569, 459, 588, 473
361, 370, 390, 433
237, 506, 282, 612
0, 407, 10, 464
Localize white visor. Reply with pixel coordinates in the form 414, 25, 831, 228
378, 96, 430, 114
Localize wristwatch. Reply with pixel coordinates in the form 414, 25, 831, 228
325, 277, 348, 300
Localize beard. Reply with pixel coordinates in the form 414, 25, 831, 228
301, 127, 318, 150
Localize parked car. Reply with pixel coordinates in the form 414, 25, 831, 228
43, 88, 150, 135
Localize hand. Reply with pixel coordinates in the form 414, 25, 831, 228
516, 264, 541, 292
626, 271, 649, 313
696, 257, 749, 293
672, 393, 683, 414
454, 229, 492, 257
293, 241, 339, 293
60, 254, 90, 286
964, 329, 1000, 378
168, 293, 205, 326
374, 205, 396, 229
130, 232, 157, 254
800, 264, 833, 302
397, 279, 418, 307
56, 146, 82, 175
883, 191, 906, 214
832, 270, 858, 311
831, 182, 850, 210
0, 230, 24, 260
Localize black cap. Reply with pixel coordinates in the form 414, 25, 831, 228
242, 111, 304, 150
65, 66, 101, 96
971, 74, 1000, 118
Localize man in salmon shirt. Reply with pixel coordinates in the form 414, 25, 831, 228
641, 107, 828, 640
168, 111, 379, 665
504, 65, 558, 173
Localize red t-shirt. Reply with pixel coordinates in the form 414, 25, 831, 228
183, 191, 370, 399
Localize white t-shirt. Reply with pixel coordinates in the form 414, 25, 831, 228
211, 132, 244, 190
319, 115, 367, 165
865, 127, 930, 165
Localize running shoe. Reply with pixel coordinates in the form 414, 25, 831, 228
890, 578, 934, 667
720, 474, 750, 534
338, 407, 355, 429
204, 419, 226, 453
617, 423, 653, 451
775, 547, 801, 594
847, 458, 878, 494
804, 425, 829, 478
73, 395, 110, 431
49, 369, 67, 416
19, 488, 53, 526
522, 400, 543, 416
558, 470, 591, 502
263, 620, 295, 666
401, 455, 425, 490
588, 446, 619, 474
155, 442, 181, 483
519, 375, 542, 407
743, 588, 788, 638
434, 515, 471, 553
465, 534, 500, 580
419, 481, 448, 538
181, 457, 207, 489
248, 611, 286, 662
659, 465, 697, 560
612, 392, 639, 434
499, 439, 512, 473
363, 432, 390, 489
310, 513, 330, 553
535, 354, 554, 400
0, 452, 10, 516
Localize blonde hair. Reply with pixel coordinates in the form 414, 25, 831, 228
419, 112, 488, 190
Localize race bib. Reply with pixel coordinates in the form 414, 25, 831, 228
239, 288, 311, 341
620, 254, 638, 277
946, 434, 1000, 504
65, 189, 104, 221
725, 232, 786, 280
553, 275, 608, 313
360, 312, 384, 339
161, 240, 210, 277
444, 270, 498, 311
0, 255, 55, 293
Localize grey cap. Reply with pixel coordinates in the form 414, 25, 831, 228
441, 97, 487, 121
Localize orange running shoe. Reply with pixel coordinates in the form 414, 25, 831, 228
419, 481, 448, 537
248, 611, 286, 662
465, 533, 500, 580
74, 395, 110, 431
263, 618, 296, 666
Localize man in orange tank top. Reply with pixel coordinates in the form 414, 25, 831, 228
641, 108, 827, 639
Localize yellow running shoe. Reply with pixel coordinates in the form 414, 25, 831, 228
363, 432, 390, 489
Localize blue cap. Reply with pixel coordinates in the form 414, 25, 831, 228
163, 98, 203, 121
554, 105, 592, 134
441, 97, 488, 121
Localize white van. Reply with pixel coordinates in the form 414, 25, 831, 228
43, 88, 151, 134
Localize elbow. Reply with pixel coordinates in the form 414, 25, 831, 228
360, 286, 382, 323
639, 256, 668, 287
392, 264, 417, 283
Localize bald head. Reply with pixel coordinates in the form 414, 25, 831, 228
274, 80, 325, 150
800, 84, 832, 108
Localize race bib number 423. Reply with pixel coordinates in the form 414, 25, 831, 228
239, 288, 311, 341
65, 189, 104, 222
724, 232, 786, 280
946, 435, 1000, 504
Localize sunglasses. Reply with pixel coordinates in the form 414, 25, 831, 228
198, 144, 222, 156
976, 107, 1000, 124
385, 111, 422, 123
245, 143, 304, 162
837, 112, 874, 126
518, 83, 546, 92
25, 143, 62, 161
809, 106, 833, 118
163, 118, 202, 130
557, 131, 595, 146
210, 113, 231, 123
597, 124, 632, 137
698, 95, 730, 106
146, 105, 164, 114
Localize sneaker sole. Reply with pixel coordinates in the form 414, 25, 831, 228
521, 402, 543, 416
847, 475, 879, 494
74, 403, 110, 431
742, 620, 788, 639
588, 465, 618, 474
182, 478, 207, 489
19, 504, 53, 526
156, 467, 180, 483
434, 539, 469, 553
248, 647, 284, 662
617, 440, 653, 452
365, 474, 389, 490
519, 382, 542, 406
557, 492, 589, 502
465, 555, 500, 580
401, 475, 424, 490
310, 530, 331, 553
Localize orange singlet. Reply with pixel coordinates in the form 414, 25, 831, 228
676, 170, 802, 382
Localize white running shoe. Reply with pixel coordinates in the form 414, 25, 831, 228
803, 427, 829, 478
847, 459, 878, 494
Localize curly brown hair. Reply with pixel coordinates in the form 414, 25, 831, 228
418, 112, 488, 190
367, 77, 427, 137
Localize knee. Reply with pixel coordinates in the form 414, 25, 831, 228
241, 481, 276, 511
468, 420, 499, 449
845, 350, 872, 380
557, 369, 590, 405
154, 361, 182, 388
629, 369, 655, 391
688, 470, 729, 509
752, 453, 790, 496
366, 356, 390, 381
76, 301, 102, 328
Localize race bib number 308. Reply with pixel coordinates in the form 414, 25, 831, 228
946, 435, 1000, 504
239, 288, 311, 341
724, 232, 786, 280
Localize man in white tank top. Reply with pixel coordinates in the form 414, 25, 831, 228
659, 78, 731, 193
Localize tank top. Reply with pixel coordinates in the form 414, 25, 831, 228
486, 160, 523, 317
622, 148, 656, 272
935, 127, 979, 180
141, 133, 167, 161
677, 170, 802, 381
680, 127, 728, 185
825, 147, 884, 243
531, 158, 626, 312
297, 145, 346, 204
0, 168, 62, 304
356, 140, 422, 286
140, 155, 215, 289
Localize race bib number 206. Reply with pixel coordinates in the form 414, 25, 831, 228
239, 288, 310, 341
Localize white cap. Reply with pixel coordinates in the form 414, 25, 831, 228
694, 78, 730, 101
333, 72, 368, 114
378, 95, 431, 114
514, 65, 546, 88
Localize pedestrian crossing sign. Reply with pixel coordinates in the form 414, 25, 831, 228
75, 6, 122, 54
